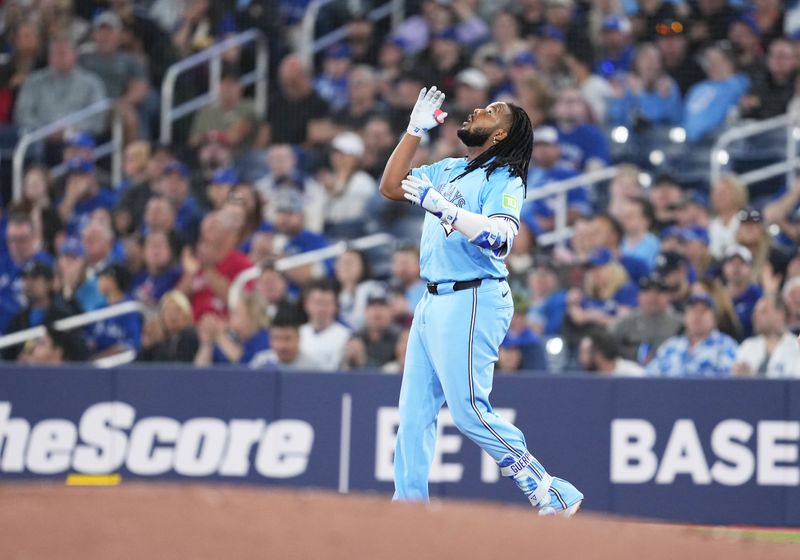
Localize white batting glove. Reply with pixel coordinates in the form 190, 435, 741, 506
407, 86, 448, 137
401, 173, 458, 225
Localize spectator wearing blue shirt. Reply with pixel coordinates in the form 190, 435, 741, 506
206, 167, 238, 211
647, 293, 738, 377
314, 42, 352, 112
57, 158, 117, 237
620, 196, 660, 271
682, 43, 750, 143
159, 160, 202, 243
498, 292, 548, 372
554, 86, 610, 172
272, 190, 331, 285
595, 15, 636, 79
526, 260, 567, 337
522, 125, 589, 232
0, 211, 54, 335
722, 244, 763, 341
607, 43, 683, 128
195, 293, 270, 367
681, 225, 716, 280
132, 230, 182, 308
87, 263, 142, 358
592, 213, 650, 284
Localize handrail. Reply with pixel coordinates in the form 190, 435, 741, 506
228, 232, 396, 311
525, 166, 620, 247
12, 98, 123, 201
160, 29, 268, 145
710, 111, 800, 188
0, 300, 147, 351
299, 0, 405, 66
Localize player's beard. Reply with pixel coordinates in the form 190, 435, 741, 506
457, 126, 492, 147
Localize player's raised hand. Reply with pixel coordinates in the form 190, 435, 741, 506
407, 86, 448, 137
401, 173, 454, 220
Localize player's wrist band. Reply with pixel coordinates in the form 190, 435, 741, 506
406, 124, 425, 137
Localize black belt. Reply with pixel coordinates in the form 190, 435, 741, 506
426, 278, 503, 295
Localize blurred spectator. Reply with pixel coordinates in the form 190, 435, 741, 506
722, 245, 763, 340
171, 0, 215, 57
655, 19, 705, 95
255, 262, 294, 320
55, 237, 103, 312
159, 160, 203, 242
317, 131, 376, 239
138, 290, 199, 363
522, 125, 586, 232
578, 329, 644, 376
648, 173, 684, 231
654, 250, 692, 311
0, 211, 53, 334
734, 207, 770, 281
596, 15, 636, 79
526, 259, 567, 336
672, 190, 711, 228
619, 196, 660, 270
143, 195, 178, 238
226, 183, 269, 254
416, 27, 468, 97
58, 158, 116, 236
682, 43, 750, 143
206, 168, 238, 211
565, 50, 613, 123
81, 220, 116, 278
0, 19, 45, 124
87, 263, 141, 359
260, 305, 330, 370
607, 42, 682, 128
630, 0, 683, 43
382, 328, 410, 373
782, 276, 800, 334
499, 293, 548, 372
568, 247, 638, 329
647, 292, 738, 377
195, 130, 236, 188
709, 173, 748, 259
733, 295, 800, 377
544, 0, 594, 62
332, 65, 381, 130
681, 225, 715, 280
688, 0, 741, 50
452, 68, 490, 117
178, 211, 253, 320
748, 0, 785, 47
266, 54, 331, 146
764, 178, 800, 246
335, 249, 382, 331
300, 279, 350, 371
553, 86, 610, 172
611, 273, 682, 364
377, 35, 411, 89
271, 190, 330, 285
591, 213, 649, 284
607, 164, 643, 221
14, 35, 106, 138
132, 229, 181, 308
534, 26, 571, 90
472, 9, 528, 66
393, 0, 488, 55
360, 115, 397, 178
345, 291, 400, 369
390, 244, 427, 318
114, 141, 153, 234
740, 38, 798, 119
16, 326, 88, 364
195, 293, 270, 367
110, 0, 177, 88
693, 277, 743, 341
79, 12, 154, 142
315, 42, 353, 112
190, 68, 256, 154
20, 165, 62, 255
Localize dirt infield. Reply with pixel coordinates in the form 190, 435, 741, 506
0, 483, 796, 560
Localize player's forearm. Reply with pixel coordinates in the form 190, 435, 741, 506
379, 133, 421, 201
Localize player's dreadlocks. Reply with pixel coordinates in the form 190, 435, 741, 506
454, 103, 533, 193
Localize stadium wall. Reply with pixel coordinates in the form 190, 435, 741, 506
0, 366, 798, 527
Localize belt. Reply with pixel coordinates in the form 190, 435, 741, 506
426, 278, 504, 295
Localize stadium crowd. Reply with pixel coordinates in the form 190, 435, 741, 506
2, 0, 800, 378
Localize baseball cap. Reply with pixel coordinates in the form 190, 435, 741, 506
724, 244, 753, 265
59, 237, 84, 257
638, 273, 667, 291
655, 251, 686, 275
586, 247, 615, 268
65, 131, 96, 150
456, 68, 490, 91
533, 126, 559, 145
433, 27, 459, 42
93, 11, 121, 31
366, 285, 390, 306
511, 51, 537, 67
539, 25, 565, 43
99, 263, 132, 294
659, 225, 682, 240
731, 15, 760, 37
655, 19, 686, 38
384, 35, 409, 51
23, 261, 54, 280
162, 160, 189, 178
602, 15, 631, 34
681, 225, 710, 246
687, 292, 716, 310
274, 190, 305, 214
65, 157, 95, 174
211, 167, 239, 186
737, 207, 763, 224
331, 131, 364, 157
325, 42, 352, 60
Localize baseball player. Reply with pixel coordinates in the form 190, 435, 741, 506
379, 87, 583, 516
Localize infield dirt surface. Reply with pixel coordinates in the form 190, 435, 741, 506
0, 483, 796, 559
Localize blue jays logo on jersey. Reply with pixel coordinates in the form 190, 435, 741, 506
437, 181, 466, 236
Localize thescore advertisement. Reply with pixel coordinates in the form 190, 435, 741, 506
0, 366, 798, 526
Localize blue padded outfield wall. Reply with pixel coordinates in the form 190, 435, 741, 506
0, 366, 799, 527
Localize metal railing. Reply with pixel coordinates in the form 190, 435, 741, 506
160, 29, 268, 145
0, 300, 147, 367
710, 110, 800, 189
12, 99, 123, 202
228, 232, 395, 310
526, 166, 620, 247
299, 0, 404, 66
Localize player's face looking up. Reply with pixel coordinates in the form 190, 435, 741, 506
457, 102, 511, 148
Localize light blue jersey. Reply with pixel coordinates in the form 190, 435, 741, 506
411, 157, 524, 283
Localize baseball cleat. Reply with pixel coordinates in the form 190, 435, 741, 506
537, 477, 584, 518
